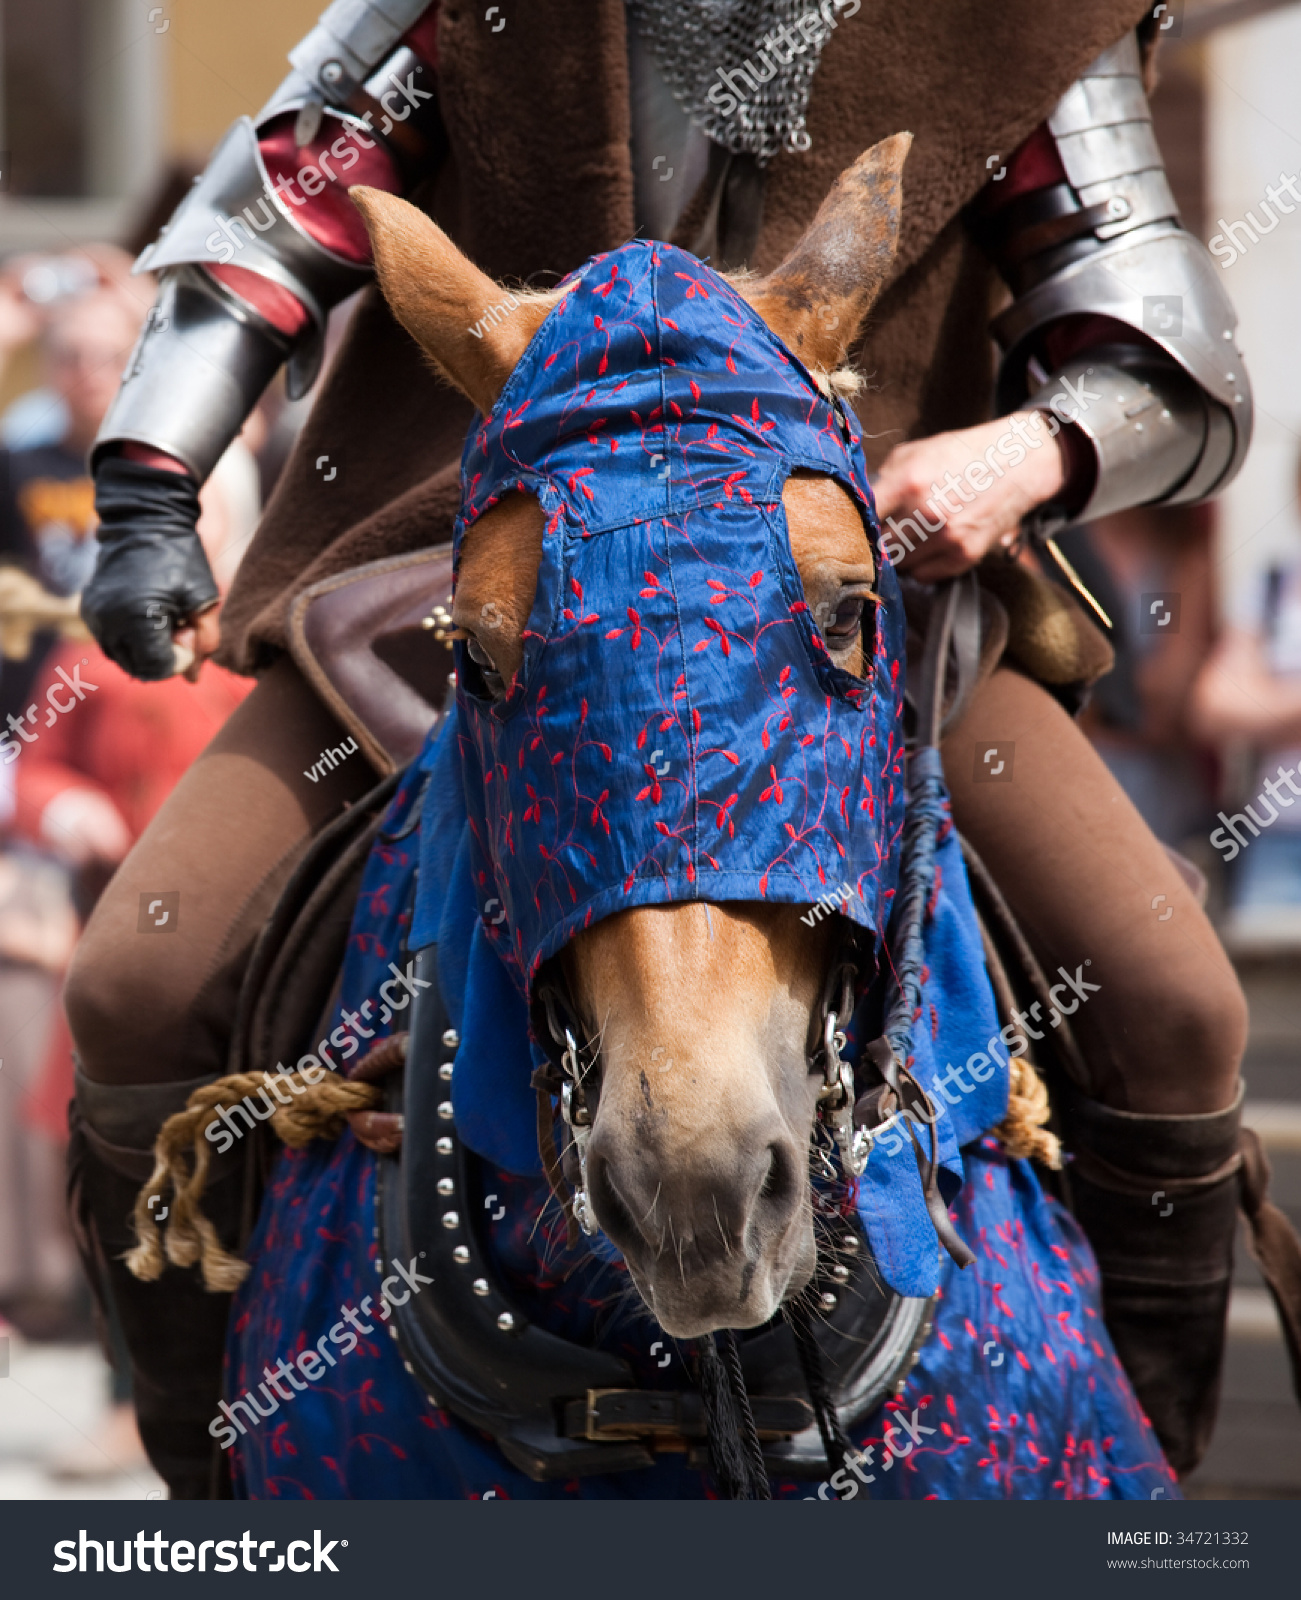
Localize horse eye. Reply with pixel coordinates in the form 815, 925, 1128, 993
823, 596, 866, 642
465, 634, 506, 699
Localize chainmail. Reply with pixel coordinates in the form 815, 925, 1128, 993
625, 0, 841, 164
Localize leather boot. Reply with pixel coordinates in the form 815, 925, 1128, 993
68, 1070, 250, 1499
1061, 1083, 1243, 1476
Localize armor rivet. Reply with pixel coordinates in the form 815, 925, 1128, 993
436, 1136, 453, 1155
820, 1291, 838, 1311
442, 1028, 460, 1048
472, 1278, 491, 1297
497, 1312, 517, 1333
437, 1100, 454, 1120
321, 59, 345, 84
453, 1246, 470, 1265
841, 1234, 858, 1253
437, 1177, 454, 1196
441, 1210, 460, 1229
831, 1264, 850, 1283
403, 1359, 413, 1373
421, 615, 436, 630
1226, 373, 1236, 383
439, 1062, 454, 1081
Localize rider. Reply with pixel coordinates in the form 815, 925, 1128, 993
68, 1, 1252, 1495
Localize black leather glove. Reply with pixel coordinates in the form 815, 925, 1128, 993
82, 456, 220, 681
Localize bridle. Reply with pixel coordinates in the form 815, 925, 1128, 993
530, 583, 983, 1272
532, 922, 969, 1272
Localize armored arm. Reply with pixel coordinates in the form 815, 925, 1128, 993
969, 32, 1250, 528
83, 1, 444, 678
94, 0, 443, 481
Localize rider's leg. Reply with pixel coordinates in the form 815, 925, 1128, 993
941, 663, 1245, 1115
64, 656, 378, 1496
942, 663, 1247, 1474
66, 655, 377, 1086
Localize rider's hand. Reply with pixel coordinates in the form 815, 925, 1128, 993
82, 456, 221, 681
873, 412, 1071, 582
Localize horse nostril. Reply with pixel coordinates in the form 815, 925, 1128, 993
586, 1150, 641, 1250
757, 1141, 797, 1213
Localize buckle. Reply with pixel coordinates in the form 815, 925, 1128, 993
561, 1388, 813, 1447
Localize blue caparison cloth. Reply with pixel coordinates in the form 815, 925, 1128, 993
224, 747, 1175, 1500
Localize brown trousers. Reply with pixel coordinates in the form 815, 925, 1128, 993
67, 659, 1246, 1116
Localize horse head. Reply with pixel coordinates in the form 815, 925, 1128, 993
352, 132, 910, 1337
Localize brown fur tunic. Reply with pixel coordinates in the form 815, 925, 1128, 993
218, 0, 1152, 675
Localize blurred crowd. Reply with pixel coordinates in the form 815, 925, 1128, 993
0, 172, 332, 1478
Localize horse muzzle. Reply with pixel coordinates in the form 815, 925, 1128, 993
585, 1114, 816, 1337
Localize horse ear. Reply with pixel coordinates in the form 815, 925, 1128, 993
348, 186, 555, 413
739, 131, 912, 374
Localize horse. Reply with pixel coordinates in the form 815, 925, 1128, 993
128, 133, 1186, 1500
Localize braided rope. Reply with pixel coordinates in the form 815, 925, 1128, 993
995, 1054, 1061, 1169
126, 1070, 379, 1292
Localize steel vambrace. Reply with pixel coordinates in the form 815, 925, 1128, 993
972, 31, 1251, 524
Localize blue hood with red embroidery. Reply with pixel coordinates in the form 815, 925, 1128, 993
451, 239, 906, 988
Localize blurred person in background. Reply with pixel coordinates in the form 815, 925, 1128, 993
0, 246, 140, 452
1190, 447, 1301, 944
0, 265, 148, 1363
0, 252, 259, 1479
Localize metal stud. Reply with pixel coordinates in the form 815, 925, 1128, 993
441, 1210, 460, 1230
497, 1312, 517, 1333
438, 1062, 454, 1081
453, 1246, 470, 1265
442, 1028, 460, 1049
437, 1101, 454, 1121
321, 59, 345, 85
841, 1233, 858, 1253
831, 1264, 850, 1283
472, 1278, 490, 1297
437, 1177, 454, 1197
436, 1137, 453, 1156
819, 1291, 838, 1311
